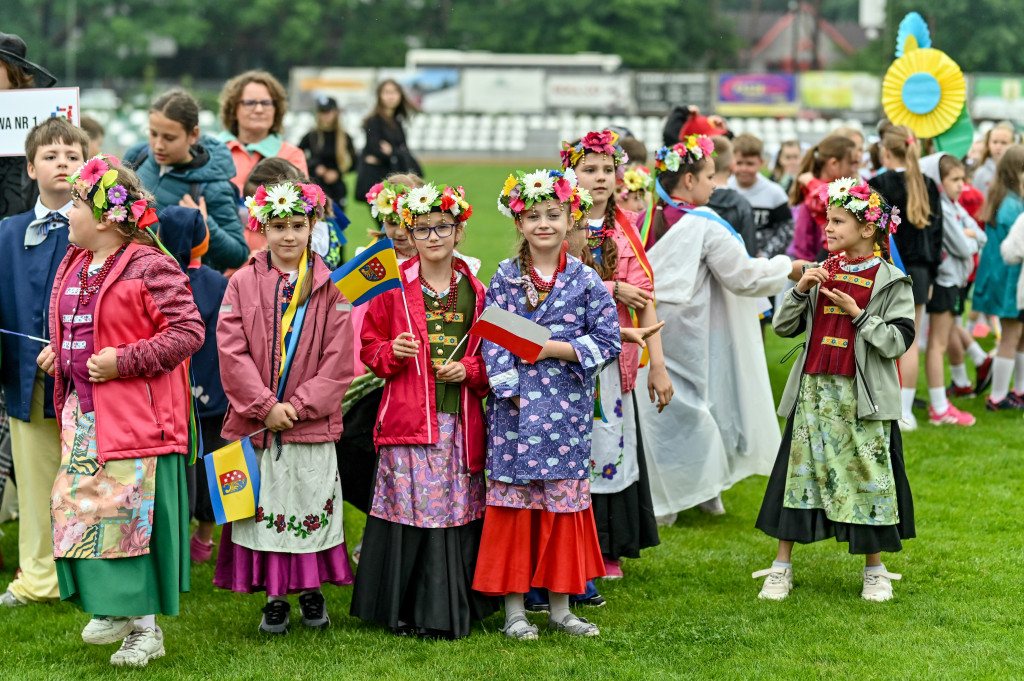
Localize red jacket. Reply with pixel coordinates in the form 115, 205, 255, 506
218, 251, 354, 449
360, 256, 488, 473
49, 243, 204, 464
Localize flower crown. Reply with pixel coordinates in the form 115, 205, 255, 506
397, 183, 473, 228
560, 130, 628, 172
618, 166, 654, 200
68, 155, 158, 229
818, 178, 902, 235
497, 168, 593, 221
245, 182, 326, 232
653, 135, 716, 176
365, 180, 407, 225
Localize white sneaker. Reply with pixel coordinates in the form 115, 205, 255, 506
698, 494, 726, 516
655, 513, 678, 527
0, 590, 26, 607
110, 626, 165, 667
861, 569, 902, 602
898, 413, 918, 432
82, 616, 135, 645
753, 565, 793, 600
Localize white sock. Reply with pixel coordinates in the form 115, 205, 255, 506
900, 388, 917, 420
950, 364, 971, 387
134, 614, 156, 631
549, 592, 571, 623
967, 342, 988, 366
300, 588, 321, 596
1014, 353, 1024, 394
504, 593, 526, 625
990, 356, 1015, 402
772, 560, 792, 569
864, 563, 886, 573
928, 387, 948, 414
268, 595, 287, 604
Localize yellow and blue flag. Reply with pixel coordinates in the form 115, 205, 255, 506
205, 436, 261, 525
330, 238, 403, 306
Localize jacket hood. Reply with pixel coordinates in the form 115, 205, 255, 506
920, 152, 950, 191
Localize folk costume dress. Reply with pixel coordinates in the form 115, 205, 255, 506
756, 257, 917, 553
635, 206, 791, 516
48, 244, 203, 616
214, 252, 355, 596
351, 256, 497, 639
587, 208, 660, 561
472, 252, 621, 596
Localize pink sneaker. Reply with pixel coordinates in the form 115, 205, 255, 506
928, 403, 976, 426
600, 558, 624, 579
190, 533, 215, 563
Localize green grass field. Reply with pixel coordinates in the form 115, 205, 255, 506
2, 164, 1024, 679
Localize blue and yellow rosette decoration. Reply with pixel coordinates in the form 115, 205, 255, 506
882, 12, 968, 144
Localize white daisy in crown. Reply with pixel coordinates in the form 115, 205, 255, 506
521, 170, 555, 200
266, 184, 301, 218
405, 185, 440, 214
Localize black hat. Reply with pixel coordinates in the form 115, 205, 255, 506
315, 95, 338, 112
0, 33, 57, 88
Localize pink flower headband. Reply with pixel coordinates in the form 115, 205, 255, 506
561, 130, 628, 173
68, 155, 158, 229
244, 182, 327, 232
819, 177, 901, 235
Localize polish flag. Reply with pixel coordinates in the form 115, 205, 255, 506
470, 307, 551, 363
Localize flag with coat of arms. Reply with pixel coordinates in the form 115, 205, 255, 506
330, 238, 403, 305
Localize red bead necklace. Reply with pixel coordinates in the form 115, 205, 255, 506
528, 255, 566, 294
822, 252, 876, 279
269, 261, 296, 300
420, 269, 458, 314
78, 246, 126, 306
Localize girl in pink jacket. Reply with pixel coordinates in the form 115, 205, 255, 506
350, 182, 497, 639
37, 156, 203, 667
213, 181, 355, 634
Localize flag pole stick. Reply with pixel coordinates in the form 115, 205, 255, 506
442, 334, 469, 367
0, 329, 49, 343
401, 295, 422, 376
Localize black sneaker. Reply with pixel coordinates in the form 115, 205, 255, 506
985, 394, 1024, 411
298, 591, 330, 629
259, 600, 290, 635
524, 601, 550, 613
572, 594, 607, 608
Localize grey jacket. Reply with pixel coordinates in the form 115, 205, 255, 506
773, 260, 916, 421
921, 153, 987, 288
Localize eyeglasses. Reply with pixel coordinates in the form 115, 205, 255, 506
409, 223, 457, 240
239, 99, 275, 110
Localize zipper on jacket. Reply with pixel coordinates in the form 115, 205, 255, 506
145, 382, 165, 440
267, 270, 282, 450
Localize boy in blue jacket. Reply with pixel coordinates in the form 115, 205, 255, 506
0, 117, 89, 606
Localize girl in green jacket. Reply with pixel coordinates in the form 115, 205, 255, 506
754, 178, 916, 604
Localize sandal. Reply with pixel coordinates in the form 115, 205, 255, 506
501, 614, 539, 640
549, 613, 600, 637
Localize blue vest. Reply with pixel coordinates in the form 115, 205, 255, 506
0, 210, 70, 420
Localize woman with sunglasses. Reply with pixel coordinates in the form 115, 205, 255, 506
351, 182, 497, 639
216, 70, 308, 191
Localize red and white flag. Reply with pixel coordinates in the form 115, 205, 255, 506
470, 306, 551, 363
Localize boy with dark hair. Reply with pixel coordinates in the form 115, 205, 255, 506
728, 133, 795, 259
0, 117, 89, 606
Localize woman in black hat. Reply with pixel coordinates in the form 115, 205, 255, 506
0, 32, 58, 220
299, 96, 356, 211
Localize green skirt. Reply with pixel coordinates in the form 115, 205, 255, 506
56, 453, 190, 616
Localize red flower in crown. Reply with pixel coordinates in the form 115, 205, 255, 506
848, 184, 872, 201
581, 130, 616, 156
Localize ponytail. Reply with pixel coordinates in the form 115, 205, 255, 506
788, 145, 818, 206
788, 135, 856, 207
880, 124, 931, 229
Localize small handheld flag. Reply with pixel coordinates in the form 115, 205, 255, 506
205, 436, 261, 525
469, 306, 551, 363
330, 238, 403, 306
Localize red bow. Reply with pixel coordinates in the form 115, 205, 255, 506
137, 207, 158, 230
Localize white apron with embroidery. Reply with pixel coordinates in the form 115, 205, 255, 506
589, 362, 639, 495
230, 441, 345, 554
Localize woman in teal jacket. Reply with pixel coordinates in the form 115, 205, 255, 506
126, 89, 249, 272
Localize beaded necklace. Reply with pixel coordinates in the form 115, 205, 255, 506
822, 252, 877, 279
420, 268, 458, 314
528, 255, 565, 295
78, 245, 126, 307
269, 261, 297, 300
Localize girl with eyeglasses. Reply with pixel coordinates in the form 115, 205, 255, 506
216, 70, 308, 192
352, 182, 498, 639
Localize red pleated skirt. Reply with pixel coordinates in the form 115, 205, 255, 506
471, 505, 606, 596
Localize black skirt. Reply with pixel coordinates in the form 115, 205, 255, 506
590, 393, 661, 560
755, 411, 916, 555
350, 516, 498, 639
336, 387, 384, 515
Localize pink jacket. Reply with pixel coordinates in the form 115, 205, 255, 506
223, 137, 309, 192
218, 252, 354, 449
49, 243, 204, 464
604, 208, 653, 393
360, 257, 488, 473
